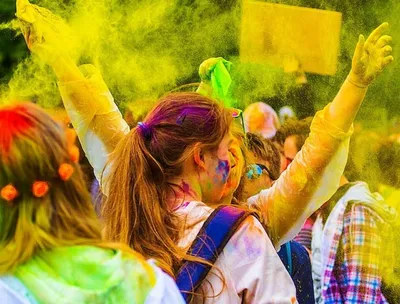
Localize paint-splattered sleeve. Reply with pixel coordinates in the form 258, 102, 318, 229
247, 104, 353, 248
58, 64, 130, 184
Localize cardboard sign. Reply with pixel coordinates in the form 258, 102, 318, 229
240, 1, 342, 75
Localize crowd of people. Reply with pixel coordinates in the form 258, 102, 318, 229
0, 1, 397, 303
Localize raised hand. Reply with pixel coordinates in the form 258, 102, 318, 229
16, 0, 75, 65
198, 57, 231, 82
348, 22, 394, 88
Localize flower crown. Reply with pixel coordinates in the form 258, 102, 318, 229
1, 140, 79, 204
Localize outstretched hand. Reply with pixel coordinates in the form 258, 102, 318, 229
349, 22, 394, 88
16, 0, 74, 66
199, 57, 221, 81
197, 57, 230, 97
198, 57, 231, 82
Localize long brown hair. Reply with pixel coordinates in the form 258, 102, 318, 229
102, 92, 233, 275
0, 103, 108, 274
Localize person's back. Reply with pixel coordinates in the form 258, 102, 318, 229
0, 103, 183, 303
312, 181, 396, 303
1, 246, 158, 303
175, 201, 296, 303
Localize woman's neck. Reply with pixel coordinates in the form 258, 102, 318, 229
219, 194, 234, 205
166, 175, 202, 209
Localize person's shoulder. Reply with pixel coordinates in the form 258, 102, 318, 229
223, 215, 276, 264
0, 276, 35, 304
343, 202, 392, 233
346, 200, 393, 223
344, 203, 376, 221
143, 261, 185, 304
233, 214, 267, 237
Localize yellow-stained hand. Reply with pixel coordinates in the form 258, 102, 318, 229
16, 0, 76, 66
349, 22, 394, 88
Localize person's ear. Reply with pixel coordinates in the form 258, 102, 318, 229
193, 143, 206, 170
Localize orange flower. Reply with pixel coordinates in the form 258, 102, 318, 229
58, 163, 74, 181
65, 128, 77, 146
1, 184, 18, 202
32, 181, 49, 198
68, 146, 80, 163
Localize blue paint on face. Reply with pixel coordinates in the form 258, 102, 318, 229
216, 159, 230, 183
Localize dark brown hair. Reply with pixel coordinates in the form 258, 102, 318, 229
274, 117, 313, 151
246, 132, 280, 180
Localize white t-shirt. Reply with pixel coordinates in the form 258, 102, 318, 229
176, 201, 297, 304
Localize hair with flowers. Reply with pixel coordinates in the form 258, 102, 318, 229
0, 103, 104, 274
0, 157, 77, 203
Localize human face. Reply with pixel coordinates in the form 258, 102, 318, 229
283, 135, 298, 166
241, 152, 274, 200
273, 142, 289, 173
221, 135, 245, 199
200, 132, 239, 205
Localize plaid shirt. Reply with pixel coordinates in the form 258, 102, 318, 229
323, 203, 388, 303
313, 182, 393, 304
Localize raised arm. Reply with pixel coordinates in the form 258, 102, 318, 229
196, 57, 233, 105
327, 23, 393, 131
248, 23, 394, 247
17, 0, 129, 185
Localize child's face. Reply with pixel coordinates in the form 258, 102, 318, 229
241, 152, 274, 201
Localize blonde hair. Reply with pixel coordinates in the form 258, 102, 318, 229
0, 103, 109, 274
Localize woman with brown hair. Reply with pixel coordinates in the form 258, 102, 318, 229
0, 103, 184, 303
19, 2, 394, 301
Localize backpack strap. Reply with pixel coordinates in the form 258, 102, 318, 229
285, 242, 293, 276
175, 205, 255, 303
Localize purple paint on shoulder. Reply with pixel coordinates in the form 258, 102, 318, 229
181, 201, 190, 208
217, 159, 230, 183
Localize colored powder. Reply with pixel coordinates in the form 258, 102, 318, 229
0, 0, 398, 120
0, 0, 247, 110
180, 201, 190, 209
0, 105, 33, 154
181, 181, 190, 194
216, 159, 230, 183
181, 180, 197, 198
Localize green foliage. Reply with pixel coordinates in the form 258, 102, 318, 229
0, 0, 28, 82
